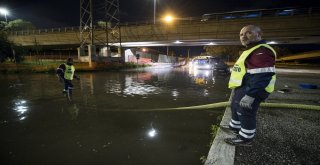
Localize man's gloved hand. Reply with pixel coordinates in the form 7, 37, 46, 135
239, 95, 255, 109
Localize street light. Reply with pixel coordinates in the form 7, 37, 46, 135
142, 48, 147, 52
153, 0, 156, 24
0, 7, 9, 23
164, 15, 173, 23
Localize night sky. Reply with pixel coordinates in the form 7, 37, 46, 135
1, 0, 319, 28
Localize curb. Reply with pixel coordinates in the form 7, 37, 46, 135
204, 106, 235, 165
205, 91, 235, 165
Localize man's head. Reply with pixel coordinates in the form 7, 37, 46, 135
67, 58, 73, 64
239, 25, 262, 47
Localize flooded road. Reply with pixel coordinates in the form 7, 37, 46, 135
0, 67, 230, 164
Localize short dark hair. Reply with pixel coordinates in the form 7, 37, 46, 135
67, 58, 73, 63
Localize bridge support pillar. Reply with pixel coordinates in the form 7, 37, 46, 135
77, 47, 90, 64
100, 47, 111, 57
119, 47, 125, 63
88, 45, 96, 67
77, 47, 85, 57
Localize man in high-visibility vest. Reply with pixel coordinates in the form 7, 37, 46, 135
223, 25, 276, 146
63, 58, 80, 94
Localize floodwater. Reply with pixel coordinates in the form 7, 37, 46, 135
0, 67, 230, 165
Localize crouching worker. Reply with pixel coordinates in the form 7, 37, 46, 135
63, 58, 80, 94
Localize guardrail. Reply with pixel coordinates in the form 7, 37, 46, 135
9, 7, 320, 36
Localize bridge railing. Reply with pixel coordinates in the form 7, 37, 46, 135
201, 7, 320, 21
9, 7, 320, 36
9, 26, 81, 35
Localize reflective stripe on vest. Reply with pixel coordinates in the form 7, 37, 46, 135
228, 44, 277, 93
64, 64, 75, 80
247, 67, 275, 74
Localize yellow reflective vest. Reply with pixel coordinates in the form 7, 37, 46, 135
228, 44, 276, 93
64, 64, 75, 80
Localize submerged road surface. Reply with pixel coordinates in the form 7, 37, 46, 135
0, 68, 230, 165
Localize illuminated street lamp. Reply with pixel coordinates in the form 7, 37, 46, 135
164, 15, 173, 23
142, 48, 147, 52
0, 7, 9, 23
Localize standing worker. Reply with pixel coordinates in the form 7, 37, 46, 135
56, 58, 80, 93
223, 25, 276, 146
63, 58, 79, 95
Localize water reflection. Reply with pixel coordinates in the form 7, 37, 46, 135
61, 103, 80, 120
171, 89, 179, 100
104, 72, 162, 97
147, 128, 158, 138
189, 69, 213, 85
147, 123, 158, 138
80, 74, 94, 95
13, 99, 28, 121
124, 76, 162, 96
72, 68, 230, 110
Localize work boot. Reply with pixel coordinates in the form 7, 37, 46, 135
224, 135, 253, 147
219, 125, 239, 135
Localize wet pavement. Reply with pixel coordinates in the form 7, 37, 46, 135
0, 68, 230, 165
234, 72, 320, 164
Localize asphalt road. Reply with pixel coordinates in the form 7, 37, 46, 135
234, 72, 320, 165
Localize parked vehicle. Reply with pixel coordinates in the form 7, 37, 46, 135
210, 57, 230, 73
190, 56, 230, 74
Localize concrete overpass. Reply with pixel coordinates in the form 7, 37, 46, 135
277, 50, 320, 62
8, 8, 320, 47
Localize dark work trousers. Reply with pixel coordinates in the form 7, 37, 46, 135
229, 86, 269, 141
64, 79, 74, 92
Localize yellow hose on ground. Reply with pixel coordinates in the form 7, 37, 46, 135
155, 102, 229, 111
154, 102, 320, 111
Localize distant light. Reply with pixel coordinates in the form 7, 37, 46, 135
0, 8, 9, 15
223, 15, 236, 19
164, 15, 173, 23
142, 48, 147, 52
208, 42, 215, 45
205, 70, 210, 76
174, 40, 183, 44
241, 13, 260, 18
148, 128, 157, 138
267, 41, 277, 44
284, 9, 294, 12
